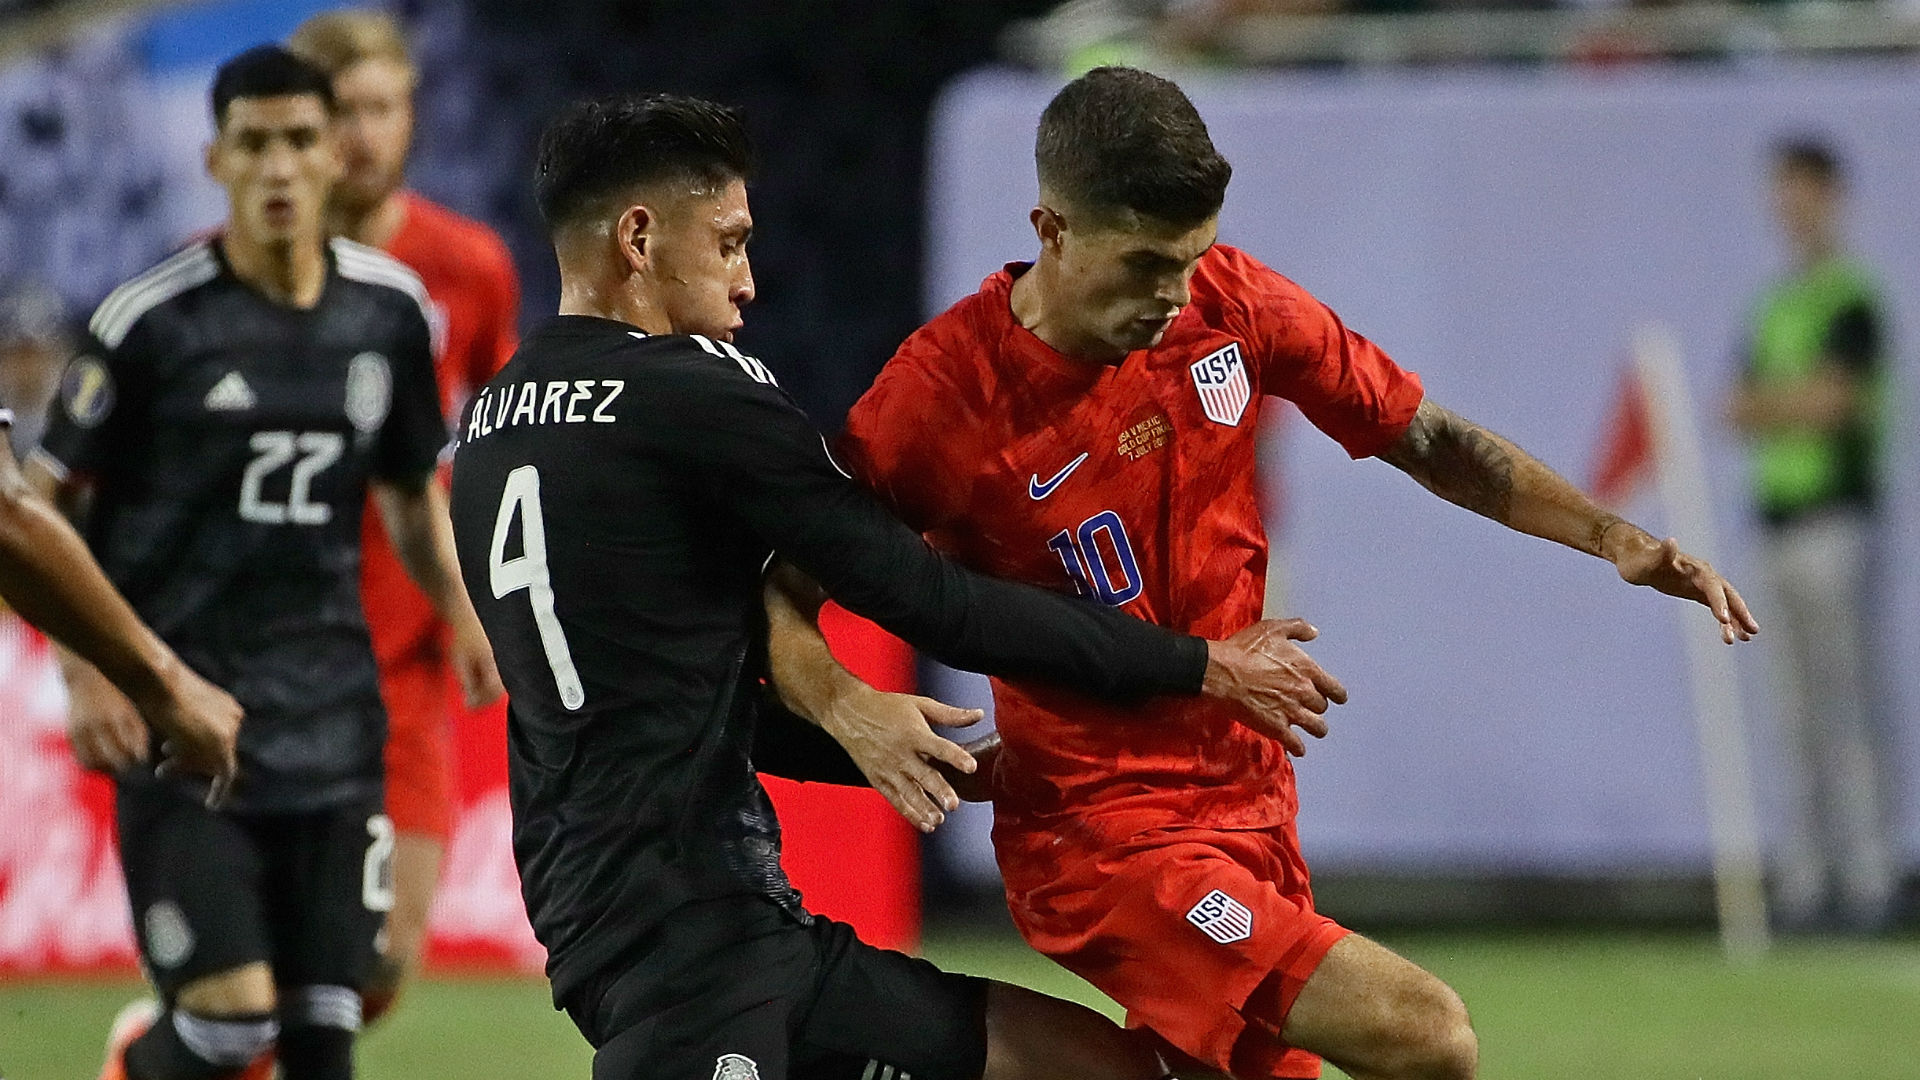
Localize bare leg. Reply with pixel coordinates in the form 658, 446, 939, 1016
120, 964, 278, 1079
981, 981, 1166, 1080
365, 832, 444, 1022
176, 962, 277, 1016
1280, 935, 1476, 1080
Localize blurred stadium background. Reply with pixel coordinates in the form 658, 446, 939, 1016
2, 0, 1918, 1076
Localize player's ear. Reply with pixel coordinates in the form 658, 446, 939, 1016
614, 204, 652, 275
1032, 205, 1065, 252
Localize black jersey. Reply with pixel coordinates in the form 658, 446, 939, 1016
448, 316, 1207, 1001
35, 238, 447, 812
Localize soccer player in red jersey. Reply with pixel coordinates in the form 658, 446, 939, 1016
780, 68, 1758, 1080
291, 9, 517, 1021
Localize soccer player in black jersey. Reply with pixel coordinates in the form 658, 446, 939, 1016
448, 94, 1343, 1080
0, 407, 241, 777
26, 47, 501, 1080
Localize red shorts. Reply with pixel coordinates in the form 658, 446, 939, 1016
378, 651, 454, 840
1001, 820, 1349, 1080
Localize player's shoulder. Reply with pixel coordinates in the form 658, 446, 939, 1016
653, 332, 783, 392
86, 240, 222, 350
887, 271, 1013, 387
1826, 258, 1886, 307
401, 193, 499, 243
397, 194, 517, 278
1188, 244, 1313, 329
524, 320, 782, 393
334, 235, 432, 299
331, 236, 433, 318
1193, 244, 1298, 298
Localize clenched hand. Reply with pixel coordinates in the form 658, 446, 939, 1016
143, 663, 242, 798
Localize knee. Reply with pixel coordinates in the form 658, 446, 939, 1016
983, 982, 1165, 1080
1395, 980, 1477, 1080
176, 963, 277, 1018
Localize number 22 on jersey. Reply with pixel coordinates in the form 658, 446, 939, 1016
238, 430, 343, 525
490, 465, 586, 710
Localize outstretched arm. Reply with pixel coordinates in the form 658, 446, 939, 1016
3, 439, 240, 782
1377, 399, 1758, 643
767, 554, 1343, 787
653, 344, 1348, 744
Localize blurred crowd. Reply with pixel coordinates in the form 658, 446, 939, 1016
1008, 0, 1919, 70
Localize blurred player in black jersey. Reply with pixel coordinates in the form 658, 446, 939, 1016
27, 46, 500, 1080
448, 94, 1340, 1080
0, 407, 240, 776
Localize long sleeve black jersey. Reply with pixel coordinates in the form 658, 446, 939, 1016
446, 315, 1208, 1000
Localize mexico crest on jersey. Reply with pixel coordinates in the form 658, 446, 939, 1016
1189, 342, 1249, 427
712, 1054, 761, 1080
345, 351, 393, 434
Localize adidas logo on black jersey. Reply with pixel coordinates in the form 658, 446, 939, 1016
204, 371, 257, 412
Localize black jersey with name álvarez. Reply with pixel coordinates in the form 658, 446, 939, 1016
448, 315, 1208, 1002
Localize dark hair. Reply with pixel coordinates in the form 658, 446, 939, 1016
535, 94, 754, 232
1774, 137, 1843, 186
1036, 67, 1231, 229
210, 45, 336, 127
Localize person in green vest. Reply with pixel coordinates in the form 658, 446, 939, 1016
1728, 137, 1895, 932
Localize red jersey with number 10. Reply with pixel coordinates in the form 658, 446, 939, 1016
839, 245, 1422, 853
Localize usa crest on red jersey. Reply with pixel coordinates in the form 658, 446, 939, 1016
1189, 342, 1250, 427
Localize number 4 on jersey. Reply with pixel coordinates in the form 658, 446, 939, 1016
490, 465, 586, 710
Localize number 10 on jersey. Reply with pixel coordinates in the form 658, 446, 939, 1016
1047, 510, 1143, 606
489, 465, 586, 710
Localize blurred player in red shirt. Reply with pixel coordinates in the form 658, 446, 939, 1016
291, 9, 517, 1021
783, 68, 1758, 1080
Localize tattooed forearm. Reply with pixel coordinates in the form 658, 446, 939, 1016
1379, 400, 1515, 523
1381, 399, 1650, 560
1586, 513, 1628, 559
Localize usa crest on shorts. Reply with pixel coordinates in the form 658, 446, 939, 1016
1186, 888, 1255, 944
1189, 342, 1250, 427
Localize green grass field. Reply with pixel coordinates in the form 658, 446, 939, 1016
3, 930, 1916, 1079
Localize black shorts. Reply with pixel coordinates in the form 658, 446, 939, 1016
563, 897, 989, 1080
116, 778, 391, 998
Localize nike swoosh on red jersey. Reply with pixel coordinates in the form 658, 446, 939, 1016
1028, 452, 1090, 500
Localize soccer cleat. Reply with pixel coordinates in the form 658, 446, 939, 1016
98, 998, 161, 1080
361, 985, 399, 1027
